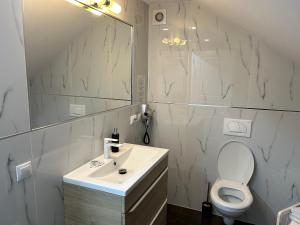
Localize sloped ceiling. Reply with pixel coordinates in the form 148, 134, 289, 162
145, 0, 300, 63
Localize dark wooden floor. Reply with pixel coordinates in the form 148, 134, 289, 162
167, 204, 252, 225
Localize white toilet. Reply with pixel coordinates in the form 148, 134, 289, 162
210, 141, 255, 225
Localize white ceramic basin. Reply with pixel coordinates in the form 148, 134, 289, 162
63, 143, 169, 196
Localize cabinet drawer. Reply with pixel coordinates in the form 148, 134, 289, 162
123, 156, 168, 212
150, 200, 167, 225
64, 184, 122, 225
122, 169, 168, 225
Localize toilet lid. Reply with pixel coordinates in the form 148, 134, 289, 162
218, 141, 254, 184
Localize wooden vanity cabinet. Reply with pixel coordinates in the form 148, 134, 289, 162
64, 156, 168, 225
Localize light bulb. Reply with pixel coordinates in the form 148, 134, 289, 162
109, 2, 122, 14
173, 37, 181, 45
180, 40, 187, 46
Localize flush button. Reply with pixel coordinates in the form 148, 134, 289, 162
69, 104, 86, 117
223, 118, 252, 137
16, 161, 32, 183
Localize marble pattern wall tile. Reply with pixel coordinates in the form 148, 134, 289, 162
148, 2, 190, 103
0, 104, 143, 225
0, 133, 37, 225
0, 0, 148, 225
28, 0, 149, 128
247, 44, 300, 110
0, 0, 149, 139
28, 0, 149, 104
148, 2, 300, 224
0, 0, 30, 138
149, 102, 300, 225
30, 104, 144, 225
148, 0, 300, 111
29, 17, 132, 101
28, 16, 133, 128
114, 0, 149, 103
31, 123, 70, 225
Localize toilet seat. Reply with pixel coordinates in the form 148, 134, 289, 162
218, 141, 254, 184
210, 179, 253, 211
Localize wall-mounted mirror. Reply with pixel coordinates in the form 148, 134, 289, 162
23, 0, 132, 129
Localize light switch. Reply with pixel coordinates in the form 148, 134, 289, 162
69, 104, 86, 117
16, 161, 32, 183
223, 118, 252, 137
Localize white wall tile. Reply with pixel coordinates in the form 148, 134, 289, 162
148, 0, 300, 111
149, 102, 300, 225
0, 1, 148, 225
29, 104, 144, 225
0, 133, 37, 225
0, 0, 30, 138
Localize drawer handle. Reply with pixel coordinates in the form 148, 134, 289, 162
149, 199, 167, 225
129, 168, 168, 213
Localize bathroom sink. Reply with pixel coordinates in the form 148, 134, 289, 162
63, 143, 169, 196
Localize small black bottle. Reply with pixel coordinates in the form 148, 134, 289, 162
111, 128, 120, 153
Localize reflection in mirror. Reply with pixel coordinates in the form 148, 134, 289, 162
23, 0, 132, 129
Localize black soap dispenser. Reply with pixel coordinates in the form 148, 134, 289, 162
111, 128, 120, 153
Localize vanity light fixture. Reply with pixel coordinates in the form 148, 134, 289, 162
191, 26, 197, 30
66, 0, 122, 16
109, 1, 122, 14
66, 0, 103, 16
91, 0, 122, 14
204, 38, 210, 42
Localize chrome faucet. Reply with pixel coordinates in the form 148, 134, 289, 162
104, 138, 121, 159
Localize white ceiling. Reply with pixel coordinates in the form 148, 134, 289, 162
144, 0, 300, 63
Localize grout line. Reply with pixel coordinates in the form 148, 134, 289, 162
148, 101, 300, 113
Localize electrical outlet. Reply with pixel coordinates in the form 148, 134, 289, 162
137, 113, 141, 121
130, 114, 138, 125
16, 161, 32, 183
